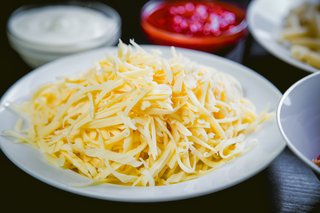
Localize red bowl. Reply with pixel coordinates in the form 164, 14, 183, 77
141, 0, 247, 52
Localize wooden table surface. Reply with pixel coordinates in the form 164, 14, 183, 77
0, 1, 319, 212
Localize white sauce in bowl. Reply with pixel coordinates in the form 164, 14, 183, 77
7, 3, 121, 67
9, 5, 116, 46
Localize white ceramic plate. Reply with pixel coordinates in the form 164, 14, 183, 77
248, 0, 319, 73
0, 46, 285, 202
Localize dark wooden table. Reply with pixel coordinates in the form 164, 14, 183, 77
1, 1, 319, 212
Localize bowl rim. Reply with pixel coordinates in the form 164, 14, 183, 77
140, 0, 248, 44
277, 72, 320, 174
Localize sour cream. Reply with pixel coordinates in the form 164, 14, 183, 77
9, 6, 116, 47
7, 3, 121, 67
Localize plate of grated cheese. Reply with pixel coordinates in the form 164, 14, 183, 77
248, 0, 320, 73
0, 41, 285, 202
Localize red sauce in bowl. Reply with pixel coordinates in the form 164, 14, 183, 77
141, 1, 247, 52
148, 2, 240, 37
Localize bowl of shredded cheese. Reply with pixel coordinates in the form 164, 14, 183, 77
0, 41, 285, 201
248, 0, 319, 73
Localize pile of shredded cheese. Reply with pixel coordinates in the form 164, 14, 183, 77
6, 41, 270, 186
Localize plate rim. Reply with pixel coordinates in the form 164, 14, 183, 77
0, 45, 285, 202
247, 0, 319, 73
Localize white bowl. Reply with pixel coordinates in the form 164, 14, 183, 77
7, 2, 121, 68
277, 72, 320, 174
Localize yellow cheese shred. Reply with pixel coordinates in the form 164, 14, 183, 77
4, 40, 271, 186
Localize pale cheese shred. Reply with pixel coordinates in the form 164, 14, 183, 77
4, 40, 271, 186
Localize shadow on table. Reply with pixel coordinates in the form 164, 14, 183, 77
310, 202, 320, 213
